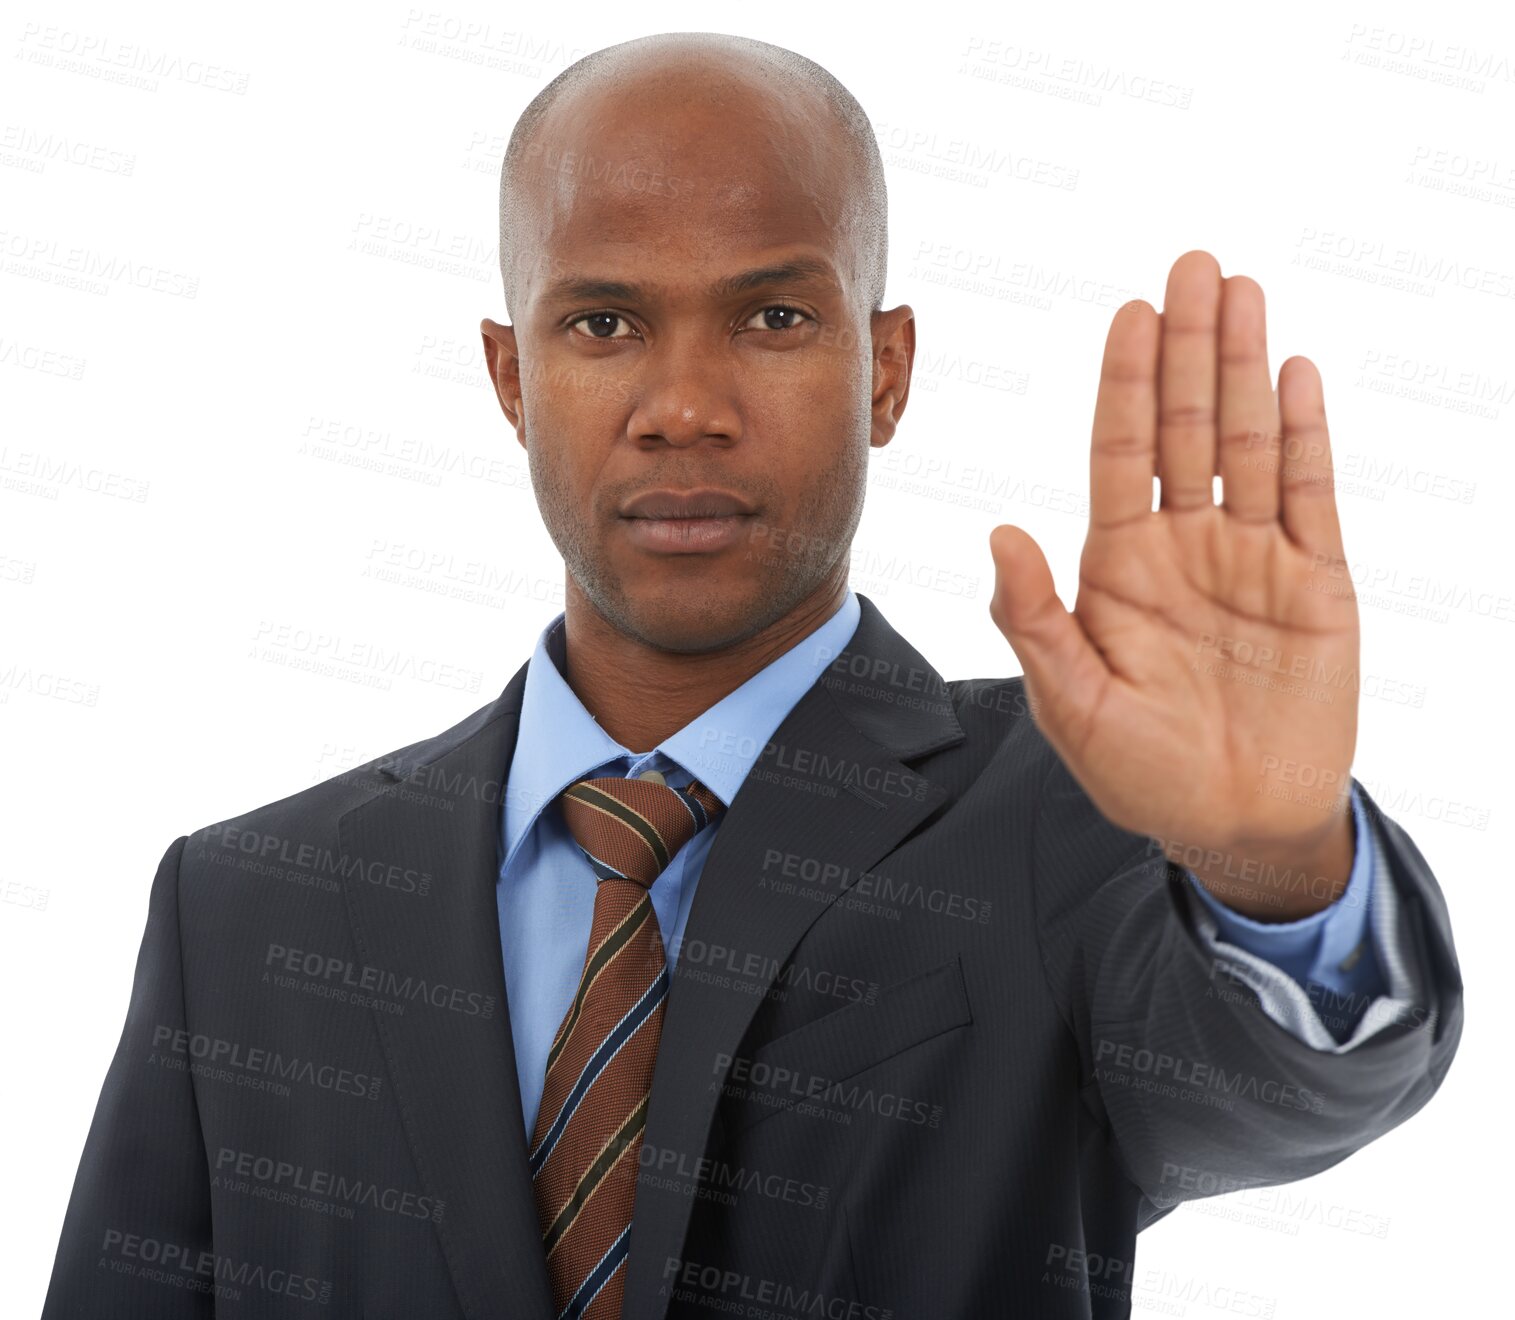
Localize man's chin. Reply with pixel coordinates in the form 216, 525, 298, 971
609, 580, 784, 655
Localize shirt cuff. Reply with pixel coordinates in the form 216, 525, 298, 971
1179, 783, 1430, 1051
1188, 785, 1375, 982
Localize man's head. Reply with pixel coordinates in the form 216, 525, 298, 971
481, 32, 914, 654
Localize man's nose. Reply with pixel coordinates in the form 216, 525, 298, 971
625, 346, 740, 447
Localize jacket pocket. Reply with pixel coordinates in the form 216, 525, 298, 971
720, 954, 972, 1139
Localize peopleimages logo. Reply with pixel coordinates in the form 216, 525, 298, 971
1093, 1039, 1326, 1114
98, 1230, 330, 1305
264, 944, 497, 1019
199, 825, 433, 896
662, 1257, 893, 1320
214, 1148, 444, 1223
150, 1026, 384, 1101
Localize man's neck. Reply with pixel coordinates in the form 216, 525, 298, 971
560, 574, 848, 753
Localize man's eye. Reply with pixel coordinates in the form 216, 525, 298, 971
569, 312, 635, 340
744, 305, 812, 331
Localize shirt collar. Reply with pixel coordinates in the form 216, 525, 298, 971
501, 590, 860, 874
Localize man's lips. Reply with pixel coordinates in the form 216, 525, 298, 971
618, 488, 757, 554
619, 488, 757, 519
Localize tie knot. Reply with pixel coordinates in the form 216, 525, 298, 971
558, 774, 725, 888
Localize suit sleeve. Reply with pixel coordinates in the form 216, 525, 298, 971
43, 836, 216, 1318
1030, 751, 1464, 1214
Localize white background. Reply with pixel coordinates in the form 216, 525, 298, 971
3, 0, 1511, 1314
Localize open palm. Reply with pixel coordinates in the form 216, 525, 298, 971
988, 250, 1360, 863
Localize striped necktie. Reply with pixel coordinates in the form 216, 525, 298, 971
531, 771, 725, 1320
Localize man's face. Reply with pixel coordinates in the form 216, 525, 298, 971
483, 73, 912, 654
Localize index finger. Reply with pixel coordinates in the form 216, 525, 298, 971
1090, 299, 1161, 529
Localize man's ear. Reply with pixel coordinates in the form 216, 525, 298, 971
869, 304, 915, 449
480, 318, 526, 447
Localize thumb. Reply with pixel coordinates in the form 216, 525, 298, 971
987, 524, 1104, 727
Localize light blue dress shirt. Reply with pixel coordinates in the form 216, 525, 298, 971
496, 589, 1410, 1140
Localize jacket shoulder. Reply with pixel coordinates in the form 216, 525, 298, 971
940, 673, 1056, 774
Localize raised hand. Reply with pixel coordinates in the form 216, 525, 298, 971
987, 250, 1359, 917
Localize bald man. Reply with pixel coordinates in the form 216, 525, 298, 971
44, 32, 1462, 1320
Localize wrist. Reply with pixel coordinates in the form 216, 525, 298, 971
1185, 811, 1355, 923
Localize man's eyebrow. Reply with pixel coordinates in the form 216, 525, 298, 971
710, 258, 841, 298
541, 258, 841, 306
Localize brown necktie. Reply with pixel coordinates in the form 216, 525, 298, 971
531, 772, 724, 1320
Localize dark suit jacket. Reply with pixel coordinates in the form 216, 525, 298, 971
44, 593, 1463, 1319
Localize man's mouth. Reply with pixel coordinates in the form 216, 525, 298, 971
618, 512, 756, 555
619, 488, 756, 519
618, 488, 758, 554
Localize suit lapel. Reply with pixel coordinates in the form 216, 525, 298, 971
336, 661, 555, 1320
621, 594, 966, 1319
